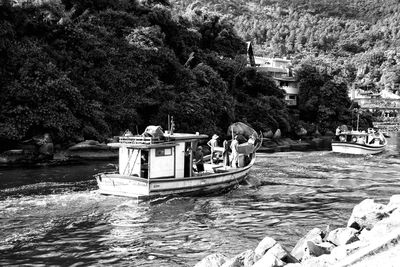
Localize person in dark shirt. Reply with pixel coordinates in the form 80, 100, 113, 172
194, 146, 204, 173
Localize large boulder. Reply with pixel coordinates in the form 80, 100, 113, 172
67, 140, 103, 150
263, 130, 274, 138
254, 237, 297, 263
302, 241, 335, 260
273, 129, 281, 139
347, 199, 388, 230
384, 195, 400, 214
254, 236, 277, 261
330, 240, 367, 261
221, 250, 255, 267
267, 243, 288, 260
295, 127, 307, 137
291, 228, 324, 260
326, 227, 359, 246
66, 140, 118, 159
252, 253, 285, 267
357, 228, 372, 242
266, 243, 298, 263
300, 254, 336, 267
359, 208, 400, 243
194, 253, 228, 267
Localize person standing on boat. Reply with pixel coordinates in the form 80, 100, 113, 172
207, 134, 219, 164
335, 126, 341, 141
230, 135, 239, 168
194, 146, 204, 173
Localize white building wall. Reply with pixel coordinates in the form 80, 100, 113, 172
282, 83, 299, 95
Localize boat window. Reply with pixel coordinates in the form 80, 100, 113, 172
155, 147, 173, 157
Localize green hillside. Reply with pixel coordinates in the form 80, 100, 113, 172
172, 0, 400, 91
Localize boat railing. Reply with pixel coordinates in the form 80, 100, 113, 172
118, 136, 165, 145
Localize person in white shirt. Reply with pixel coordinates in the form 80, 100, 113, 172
230, 135, 239, 168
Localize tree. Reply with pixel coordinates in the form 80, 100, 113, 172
296, 63, 352, 132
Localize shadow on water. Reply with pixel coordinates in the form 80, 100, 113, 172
0, 147, 400, 266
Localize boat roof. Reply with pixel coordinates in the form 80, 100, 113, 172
340, 131, 378, 136
108, 132, 208, 148
163, 133, 208, 140
107, 141, 178, 149
272, 76, 297, 82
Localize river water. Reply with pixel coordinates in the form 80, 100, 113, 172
1, 136, 400, 267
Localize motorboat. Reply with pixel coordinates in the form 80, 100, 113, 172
95, 124, 260, 200
332, 128, 387, 155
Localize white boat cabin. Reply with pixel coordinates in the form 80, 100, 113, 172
108, 132, 208, 179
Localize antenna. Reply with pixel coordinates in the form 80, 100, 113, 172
356, 109, 360, 132
167, 114, 170, 133
170, 116, 175, 135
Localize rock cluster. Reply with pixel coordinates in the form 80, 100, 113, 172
65, 140, 118, 159
194, 195, 400, 267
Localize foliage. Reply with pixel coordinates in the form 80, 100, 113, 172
296, 63, 353, 133
171, 0, 400, 92
0, 1, 290, 147
234, 69, 290, 134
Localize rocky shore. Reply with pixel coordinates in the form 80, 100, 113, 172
194, 196, 400, 267
0, 140, 118, 168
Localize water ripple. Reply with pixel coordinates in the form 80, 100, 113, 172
0, 150, 400, 266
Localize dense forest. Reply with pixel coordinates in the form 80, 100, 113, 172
3, 0, 397, 149
0, 0, 291, 149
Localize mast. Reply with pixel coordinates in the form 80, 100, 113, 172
356, 112, 360, 132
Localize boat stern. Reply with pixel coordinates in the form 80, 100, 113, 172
95, 172, 150, 198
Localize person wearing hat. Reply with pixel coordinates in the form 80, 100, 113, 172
194, 146, 204, 173
207, 134, 219, 164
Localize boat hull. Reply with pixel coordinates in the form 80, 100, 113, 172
95, 157, 255, 200
331, 142, 386, 155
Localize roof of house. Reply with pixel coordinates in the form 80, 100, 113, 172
273, 76, 297, 82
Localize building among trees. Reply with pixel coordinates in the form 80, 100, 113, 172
247, 42, 299, 106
